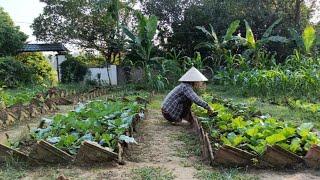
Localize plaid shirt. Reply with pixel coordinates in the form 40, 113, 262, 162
161, 83, 210, 121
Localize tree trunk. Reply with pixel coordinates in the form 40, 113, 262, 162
106, 53, 112, 86
295, 0, 302, 29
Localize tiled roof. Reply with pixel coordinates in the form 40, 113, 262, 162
19, 43, 69, 52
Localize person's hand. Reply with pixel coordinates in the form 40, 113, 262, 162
208, 107, 218, 117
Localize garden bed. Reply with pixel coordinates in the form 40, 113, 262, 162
192, 95, 320, 169
0, 94, 149, 166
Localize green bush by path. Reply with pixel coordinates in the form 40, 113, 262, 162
16, 52, 58, 86
0, 57, 33, 88
0, 53, 57, 88
60, 57, 88, 83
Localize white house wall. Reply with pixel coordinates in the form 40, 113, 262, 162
87, 66, 118, 85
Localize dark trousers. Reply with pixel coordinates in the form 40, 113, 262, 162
162, 101, 192, 123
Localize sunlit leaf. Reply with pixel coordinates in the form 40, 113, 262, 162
266, 133, 286, 145
302, 25, 316, 53
244, 20, 256, 48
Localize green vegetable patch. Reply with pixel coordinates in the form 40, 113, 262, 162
11, 96, 147, 156
193, 94, 320, 157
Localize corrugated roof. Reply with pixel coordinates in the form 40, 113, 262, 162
19, 43, 69, 52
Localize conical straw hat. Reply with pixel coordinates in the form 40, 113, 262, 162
179, 67, 208, 82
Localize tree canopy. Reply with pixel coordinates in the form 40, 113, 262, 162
0, 7, 28, 56
143, 0, 318, 55
32, 0, 135, 62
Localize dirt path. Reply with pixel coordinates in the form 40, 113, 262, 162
120, 107, 200, 179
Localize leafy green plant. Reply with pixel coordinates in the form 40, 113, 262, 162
17, 95, 147, 155
193, 94, 320, 156
196, 20, 241, 51
195, 20, 243, 69
123, 13, 168, 91
242, 19, 289, 68
196, 19, 288, 69
289, 25, 317, 54
123, 12, 158, 63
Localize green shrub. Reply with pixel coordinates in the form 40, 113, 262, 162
60, 57, 88, 83
73, 54, 106, 67
0, 57, 32, 88
16, 52, 57, 85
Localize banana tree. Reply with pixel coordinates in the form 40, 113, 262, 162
195, 20, 244, 68
242, 19, 289, 68
123, 13, 169, 90
123, 12, 158, 63
289, 25, 317, 55
195, 20, 242, 52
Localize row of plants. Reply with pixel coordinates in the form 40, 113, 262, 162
120, 16, 320, 93
286, 99, 320, 114
193, 94, 320, 157
0, 84, 98, 109
9, 94, 148, 156
215, 63, 320, 98
0, 86, 47, 109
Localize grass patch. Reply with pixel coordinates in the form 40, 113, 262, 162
170, 132, 201, 158
131, 166, 175, 180
0, 159, 27, 180
149, 94, 164, 110
195, 168, 259, 180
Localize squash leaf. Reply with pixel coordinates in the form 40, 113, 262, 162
266, 133, 286, 145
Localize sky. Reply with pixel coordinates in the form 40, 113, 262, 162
0, 0, 319, 43
0, 0, 45, 42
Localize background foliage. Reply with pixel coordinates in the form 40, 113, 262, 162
16, 52, 57, 86
0, 57, 32, 88
60, 57, 88, 83
0, 7, 27, 56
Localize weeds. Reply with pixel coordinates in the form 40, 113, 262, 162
0, 158, 27, 180
195, 168, 259, 180
170, 132, 201, 158
131, 166, 175, 180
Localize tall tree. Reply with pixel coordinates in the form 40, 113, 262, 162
0, 7, 28, 56
142, 0, 200, 46
32, 0, 134, 64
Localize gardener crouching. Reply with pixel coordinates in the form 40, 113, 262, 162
161, 67, 214, 125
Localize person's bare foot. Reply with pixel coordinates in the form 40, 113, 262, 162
170, 122, 179, 126
170, 120, 183, 126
